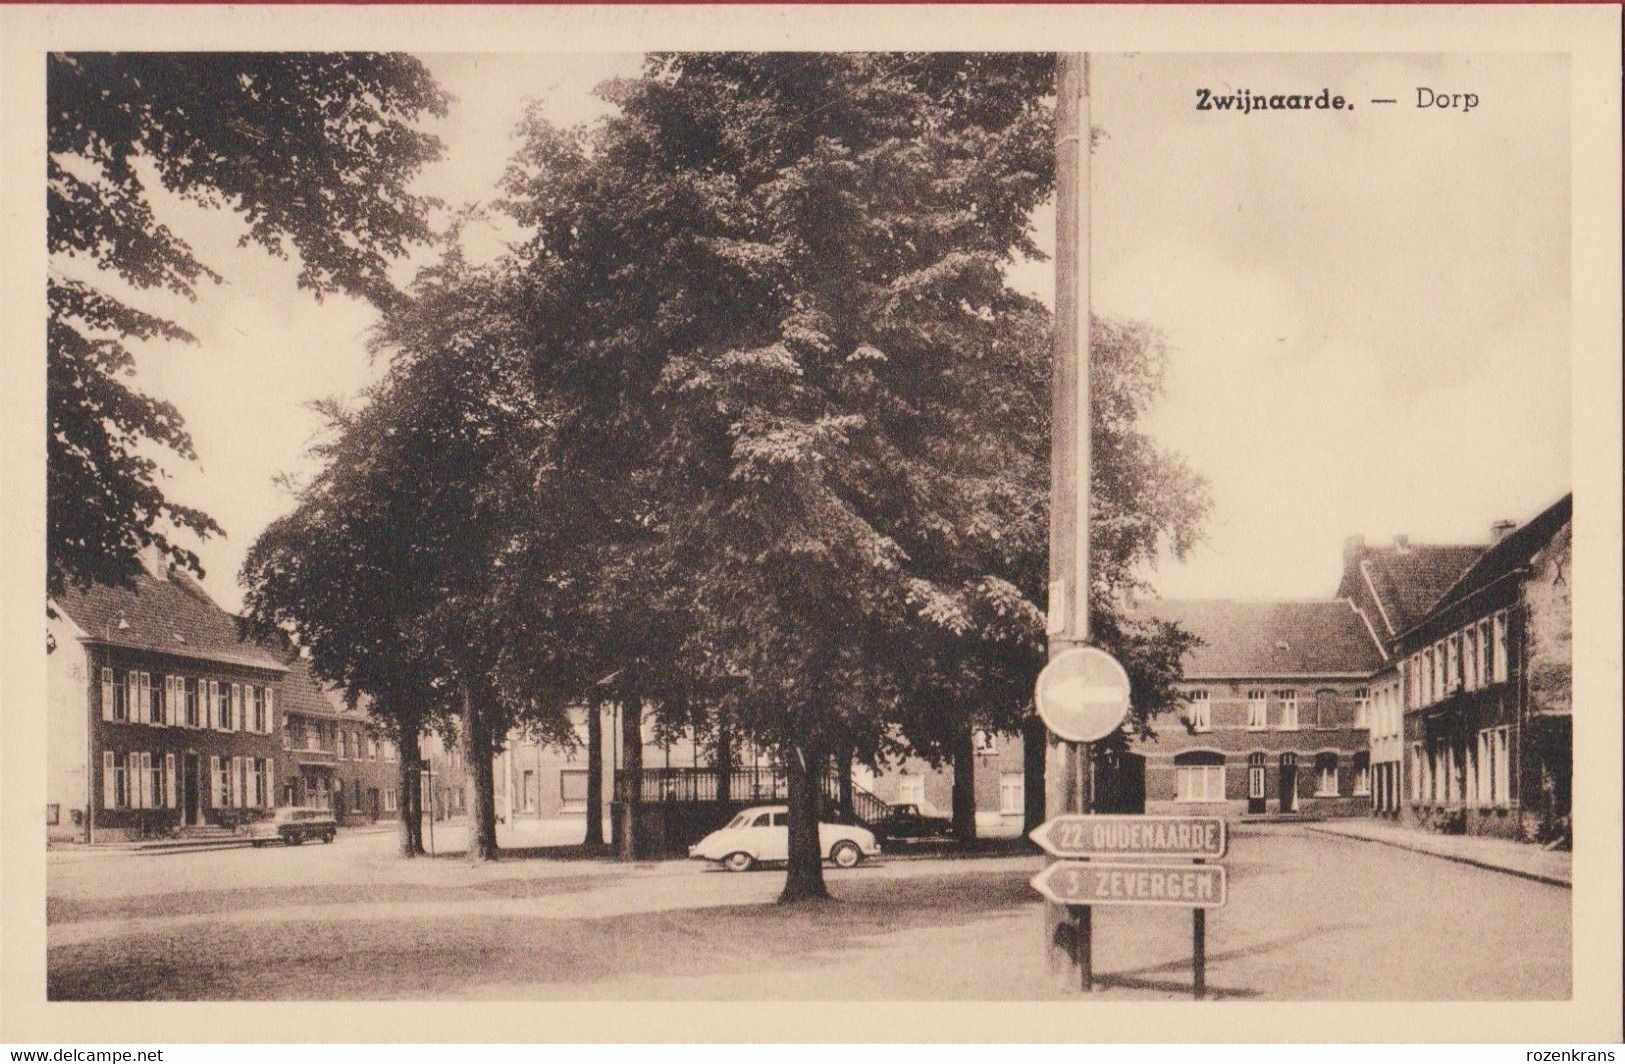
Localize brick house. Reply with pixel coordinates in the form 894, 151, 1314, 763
1128, 599, 1385, 818
276, 657, 401, 823
1337, 535, 1486, 819
1395, 494, 1572, 841
47, 556, 286, 842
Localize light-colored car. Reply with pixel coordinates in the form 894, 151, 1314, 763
245, 806, 337, 847
688, 804, 881, 872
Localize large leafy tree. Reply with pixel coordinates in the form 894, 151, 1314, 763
244, 247, 573, 861
502, 53, 1108, 900
48, 52, 447, 596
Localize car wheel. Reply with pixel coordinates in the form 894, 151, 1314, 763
722, 851, 754, 873
830, 841, 862, 868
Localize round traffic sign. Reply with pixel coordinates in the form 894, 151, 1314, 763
1035, 646, 1131, 743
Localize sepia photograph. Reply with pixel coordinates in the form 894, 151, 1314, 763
2, 3, 1620, 1047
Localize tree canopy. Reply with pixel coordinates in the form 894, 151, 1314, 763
47, 52, 447, 596
496, 53, 1207, 897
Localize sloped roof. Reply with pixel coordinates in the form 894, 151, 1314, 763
53, 566, 287, 673
278, 654, 353, 719
1357, 544, 1486, 636
1135, 599, 1385, 679
1423, 493, 1572, 624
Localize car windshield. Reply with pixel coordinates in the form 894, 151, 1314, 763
725, 813, 749, 829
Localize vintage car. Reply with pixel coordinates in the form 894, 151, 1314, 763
245, 806, 338, 847
688, 804, 881, 872
876, 802, 955, 840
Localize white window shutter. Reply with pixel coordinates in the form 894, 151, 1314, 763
140, 672, 152, 724
102, 750, 115, 808
264, 687, 275, 734
100, 668, 114, 721
231, 683, 241, 731
266, 759, 276, 809
165, 752, 177, 808
143, 752, 154, 808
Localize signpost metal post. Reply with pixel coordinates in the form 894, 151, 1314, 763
1044, 48, 1095, 994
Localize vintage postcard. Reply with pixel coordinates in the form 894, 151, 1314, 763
1, 2, 1619, 1046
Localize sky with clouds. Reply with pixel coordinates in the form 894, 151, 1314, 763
111, 51, 1570, 612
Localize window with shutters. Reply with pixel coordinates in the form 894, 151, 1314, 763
1493, 612, 1509, 682
185, 679, 200, 727
113, 753, 128, 808
252, 686, 266, 733
149, 752, 163, 807
217, 682, 231, 731
216, 756, 232, 808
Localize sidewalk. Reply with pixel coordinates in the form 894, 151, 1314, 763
1306, 818, 1570, 888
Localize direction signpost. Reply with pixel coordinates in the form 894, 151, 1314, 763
1030, 812, 1227, 997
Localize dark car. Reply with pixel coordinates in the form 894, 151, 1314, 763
877, 803, 954, 839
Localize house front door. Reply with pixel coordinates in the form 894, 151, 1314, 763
1278, 753, 1299, 813
182, 753, 200, 826
1247, 753, 1267, 815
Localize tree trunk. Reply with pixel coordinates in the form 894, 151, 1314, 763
952, 727, 978, 843
779, 743, 830, 903
583, 697, 605, 848
463, 684, 500, 862
397, 725, 426, 857
715, 712, 733, 807
837, 750, 855, 822
1023, 714, 1048, 839
618, 698, 643, 861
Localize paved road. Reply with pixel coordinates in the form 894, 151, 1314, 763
46, 824, 1569, 1000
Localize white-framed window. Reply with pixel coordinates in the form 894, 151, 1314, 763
1274, 689, 1298, 730
369, 736, 380, 761
147, 751, 163, 807
1464, 628, 1479, 690
1352, 753, 1370, 797
1352, 686, 1371, 729
339, 730, 350, 760
898, 775, 926, 804
1480, 618, 1495, 682
185, 678, 200, 728
1186, 689, 1211, 732
1445, 636, 1460, 692
1175, 753, 1225, 803
1314, 753, 1339, 796
1493, 611, 1509, 682
1410, 742, 1425, 801
1246, 690, 1267, 730
999, 773, 1024, 815
384, 789, 398, 813
215, 755, 233, 808
217, 681, 232, 732
1478, 726, 1511, 806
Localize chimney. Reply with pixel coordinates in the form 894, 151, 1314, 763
137, 543, 170, 578
1342, 534, 1366, 565
1490, 519, 1517, 543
